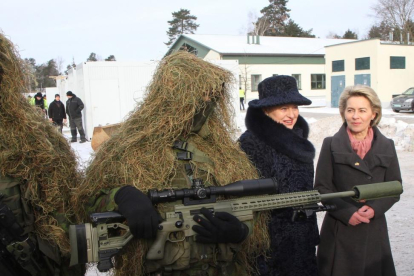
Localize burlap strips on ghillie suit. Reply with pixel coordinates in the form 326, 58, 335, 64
74, 51, 270, 275
0, 33, 81, 255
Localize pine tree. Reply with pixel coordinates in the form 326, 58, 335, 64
165, 9, 199, 46
260, 0, 290, 36
36, 59, 59, 89
282, 19, 315, 37
87, 52, 98, 62
105, 55, 116, 61
343, 29, 358, 39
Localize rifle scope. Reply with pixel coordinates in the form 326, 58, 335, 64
148, 178, 278, 204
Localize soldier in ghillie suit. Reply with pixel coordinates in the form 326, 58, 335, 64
73, 51, 270, 276
0, 33, 84, 275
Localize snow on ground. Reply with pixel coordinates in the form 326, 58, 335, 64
70, 107, 414, 276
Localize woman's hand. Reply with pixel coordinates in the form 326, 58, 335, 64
357, 205, 375, 220
348, 212, 370, 226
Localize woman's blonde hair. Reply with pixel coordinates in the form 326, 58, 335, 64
338, 85, 382, 126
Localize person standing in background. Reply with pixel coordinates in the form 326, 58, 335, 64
65, 91, 86, 143
29, 92, 46, 117
239, 87, 245, 110
43, 94, 48, 117
48, 94, 67, 133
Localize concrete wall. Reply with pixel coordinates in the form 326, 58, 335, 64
377, 44, 414, 105
204, 50, 221, 60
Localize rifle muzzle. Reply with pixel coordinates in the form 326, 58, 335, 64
352, 181, 403, 200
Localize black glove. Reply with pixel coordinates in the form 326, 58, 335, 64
115, 185, 160, 239
192, 207, 249, 244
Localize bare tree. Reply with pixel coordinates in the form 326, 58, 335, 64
247, 11, 271, 35
372, 0, 414, 43
240, 63, 251, 99
54, 56, 64, 75
326, 31, 342, 39
21, 58, 37, 92
254, 17, 271, 35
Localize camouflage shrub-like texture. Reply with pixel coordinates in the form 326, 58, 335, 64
0, 32, 81, 255
74, 51, 270, 275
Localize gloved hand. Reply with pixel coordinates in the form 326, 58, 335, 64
115, 185, 160, 239
192, 207, 249, 244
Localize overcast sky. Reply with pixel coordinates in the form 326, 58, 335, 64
1, 0, 379, 68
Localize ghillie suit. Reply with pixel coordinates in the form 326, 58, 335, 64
73, 51, 270, 275
0, 33, 83, 275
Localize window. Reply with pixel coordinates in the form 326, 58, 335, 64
180, 43, 198, 55
251, 75, 262, 91
403, 88, 414, 95
390, 56, 405, 69
292, 74, 302, 90
332, 60, 344, 72
311, 74, 326, 89
355, 57, 370, 70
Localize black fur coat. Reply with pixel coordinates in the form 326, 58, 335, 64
239, 107, 319, 276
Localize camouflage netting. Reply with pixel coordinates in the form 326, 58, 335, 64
0, 33, 82, 255
73, 51, 270, 275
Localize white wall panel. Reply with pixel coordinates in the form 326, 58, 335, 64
61, 60, 239, 141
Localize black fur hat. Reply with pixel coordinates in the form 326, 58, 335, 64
66, 91, 74, 96
249, 75, 311, 108
35, 92, 43, 98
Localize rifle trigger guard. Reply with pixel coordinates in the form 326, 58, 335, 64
167, 231, 186, 243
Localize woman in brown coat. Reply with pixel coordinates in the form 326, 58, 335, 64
315, 85, 402, 276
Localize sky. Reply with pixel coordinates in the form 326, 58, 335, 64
1, 0, 379, 69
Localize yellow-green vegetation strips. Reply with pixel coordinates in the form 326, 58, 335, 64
74, 51, 270, 275
0, 32, 82, 255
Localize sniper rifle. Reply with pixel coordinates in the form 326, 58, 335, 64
69, 178, 402, 272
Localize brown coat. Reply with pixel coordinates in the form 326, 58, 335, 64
315, 124, 402, 276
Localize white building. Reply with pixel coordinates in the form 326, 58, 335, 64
57, 61, 158, 140
325, 39, 414, 108
167, 34, 355, 106
56, 60, 240, 140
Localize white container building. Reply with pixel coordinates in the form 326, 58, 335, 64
57, 59, 240, 140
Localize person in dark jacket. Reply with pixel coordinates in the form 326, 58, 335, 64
29, 92, 46, 117
315, 85, 401, 276
48, 94, 67, 133
238, 75, 319, 276
65, 91, 86, 143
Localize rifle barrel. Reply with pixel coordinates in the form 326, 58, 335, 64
320, 191, 355, 201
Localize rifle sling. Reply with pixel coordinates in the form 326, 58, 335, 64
174, 140, 213, 165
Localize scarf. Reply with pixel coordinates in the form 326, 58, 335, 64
347, 127, 374, 159
245, 107, 315, 163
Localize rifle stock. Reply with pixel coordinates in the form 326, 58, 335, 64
69, 180, 402, 272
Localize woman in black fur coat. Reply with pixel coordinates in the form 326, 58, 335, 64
239, 75, 319, 276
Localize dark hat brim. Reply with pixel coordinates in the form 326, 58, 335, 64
249, 92, 312, 108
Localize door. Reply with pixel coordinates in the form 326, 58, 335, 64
354, 74, 371, 87
331, 75, 345, 108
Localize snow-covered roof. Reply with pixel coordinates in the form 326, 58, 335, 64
179, 34, 356, 56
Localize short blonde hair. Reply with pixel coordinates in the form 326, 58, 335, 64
338, 85, 382, 127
